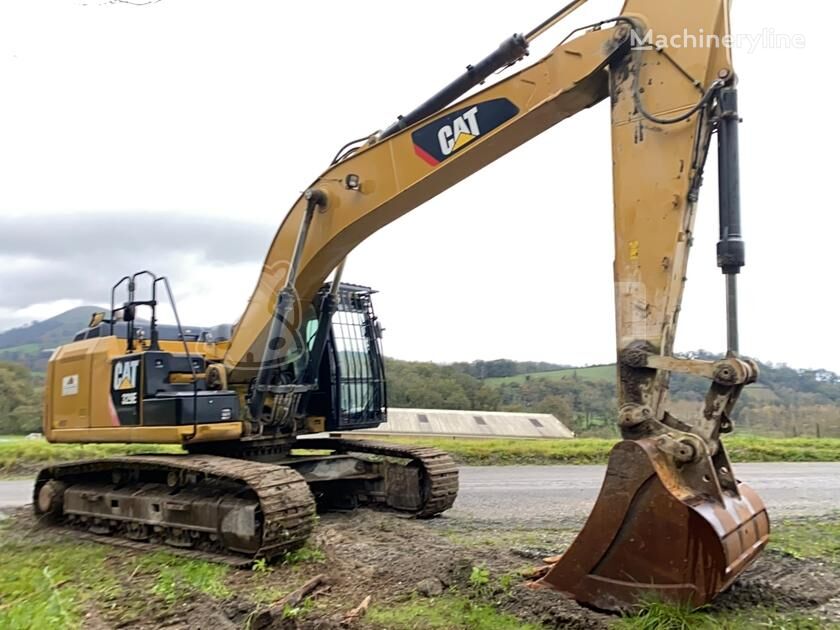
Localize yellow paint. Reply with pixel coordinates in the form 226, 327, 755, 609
44, 336, 243, 444
48, 422, 243, 444
451, 132, 476, 152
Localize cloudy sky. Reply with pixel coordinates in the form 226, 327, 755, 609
1, 0, 837, 371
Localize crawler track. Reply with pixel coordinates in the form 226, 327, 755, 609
34, 454, 316, 564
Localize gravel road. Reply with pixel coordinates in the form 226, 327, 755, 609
3, 462, 839, 524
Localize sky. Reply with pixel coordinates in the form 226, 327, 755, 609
0, 0, 837, 372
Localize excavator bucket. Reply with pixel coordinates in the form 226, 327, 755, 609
540, 438, 769, 611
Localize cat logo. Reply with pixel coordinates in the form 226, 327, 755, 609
412, 98, 519, 166
113, 359, 140, 391
437, 106, 480, 157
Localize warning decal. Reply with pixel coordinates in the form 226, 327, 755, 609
62, 374, 79, 396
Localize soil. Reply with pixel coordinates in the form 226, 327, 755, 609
3, 506, 840, 629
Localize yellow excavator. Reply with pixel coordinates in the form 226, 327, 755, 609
35, 0, 769, 611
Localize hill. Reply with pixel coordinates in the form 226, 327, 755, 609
0, 306, 99, 370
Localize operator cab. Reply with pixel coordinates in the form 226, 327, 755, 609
82, 271, 386, 435
304, 283, 386, 431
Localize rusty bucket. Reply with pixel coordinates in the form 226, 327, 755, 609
540, 438, 769, 611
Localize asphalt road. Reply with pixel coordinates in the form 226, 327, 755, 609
2, 463, 838, 524
0, 479, 32, 510
450, 463, 840, 526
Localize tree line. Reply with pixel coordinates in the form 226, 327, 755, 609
0, 361, 42, 434
387, 354, 840, 438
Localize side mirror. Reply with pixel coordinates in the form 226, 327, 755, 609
88, 311, 106, 328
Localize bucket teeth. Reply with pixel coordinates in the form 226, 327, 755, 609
540, 439, 769, 611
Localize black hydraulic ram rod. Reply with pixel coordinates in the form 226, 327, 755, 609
301, 259, 346, 387
376, 2, 602, 142
378, 34, 529, 141
716, 86, 745, 355
248, 189, 326, 420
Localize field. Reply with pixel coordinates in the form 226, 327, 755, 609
0, 506, 838, 629
3, 436, 840, 477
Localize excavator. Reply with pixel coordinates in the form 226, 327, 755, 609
35, 0, 769, 612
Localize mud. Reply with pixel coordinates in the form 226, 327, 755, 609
2, 507, 840, 628
497, 587, 613, 629
715, 552, 840, 611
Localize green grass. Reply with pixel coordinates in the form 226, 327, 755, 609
383, 437, 617, 465
724, 437, 840, 463
282, 544, 326, 567
0, 537, 239, 628
616, 600, 831, 630
0, 515, 335, 629
0, 540, 115, 629
616, 600, 717, 630
3, 436, 840, 475
136, 551, 230, 604
770, 518, 840, 564
484, 364, 615, 385
367, 595, 541, 630
0, 438, 182, 475
351, 435, 840, 466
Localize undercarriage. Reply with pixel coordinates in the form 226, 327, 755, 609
34, 438, 458, 565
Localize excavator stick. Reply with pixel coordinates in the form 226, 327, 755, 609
529, 0, 768, 610
540, 439, 769, 610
